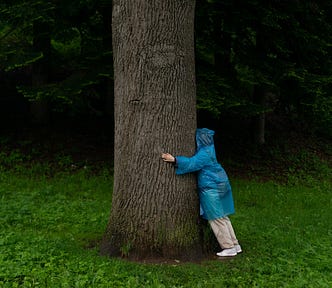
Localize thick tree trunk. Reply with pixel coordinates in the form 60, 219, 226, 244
101, 0, 200, 260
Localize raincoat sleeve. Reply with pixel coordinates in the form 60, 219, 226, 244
175, 149, 209, 175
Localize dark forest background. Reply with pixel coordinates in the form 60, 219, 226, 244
0, 0, 331, 180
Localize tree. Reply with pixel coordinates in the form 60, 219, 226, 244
101, 0, 201, 260
30, 18, 52, 124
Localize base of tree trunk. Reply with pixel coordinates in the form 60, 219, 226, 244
100, 235, 204, 262
99, 219, 221, 263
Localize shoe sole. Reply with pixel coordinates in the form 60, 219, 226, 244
216, 252, 237, 257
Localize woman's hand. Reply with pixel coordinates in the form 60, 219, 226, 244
161, 153, 175, 163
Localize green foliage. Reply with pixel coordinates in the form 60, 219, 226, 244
120, 242, 133, 258
0, 0, 113, 117
0, 168, 331, 287
195, 0, 332, 136
51, 28, 82, 58
1, 0, 331, 133
0, 1, 53, 68
0, 149, 27, 167
196, 69, 229, 117
284, 150, 331, 186
0, 136, 105, 177
17, 64, 112, 115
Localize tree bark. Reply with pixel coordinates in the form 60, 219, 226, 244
101, 0, 200, 260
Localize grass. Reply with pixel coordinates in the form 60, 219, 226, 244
0, 167, 331, 287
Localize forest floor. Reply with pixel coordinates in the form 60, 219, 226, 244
1, 162, 331, 287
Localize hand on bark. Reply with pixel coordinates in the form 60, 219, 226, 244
161, 153, 175, 163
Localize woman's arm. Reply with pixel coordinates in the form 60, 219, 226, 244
162, 150, 209, 175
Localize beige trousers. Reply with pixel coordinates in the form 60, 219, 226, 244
209, 216, 239, 249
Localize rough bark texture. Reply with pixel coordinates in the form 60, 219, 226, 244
101, 0, 200, 260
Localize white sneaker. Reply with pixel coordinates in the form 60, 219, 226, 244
235, 244, 242, 253
216, 247, 237, 257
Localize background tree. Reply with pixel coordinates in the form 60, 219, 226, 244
101, 0, 201, 260
0, 0, 113, 123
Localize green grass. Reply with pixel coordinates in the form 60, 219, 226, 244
0, 168, 331, 287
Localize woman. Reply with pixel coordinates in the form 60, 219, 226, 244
162, 128, 242, 257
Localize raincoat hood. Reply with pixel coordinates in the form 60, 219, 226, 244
196, 128, 215, 150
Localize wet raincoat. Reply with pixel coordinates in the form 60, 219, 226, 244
175, 128, 235, 220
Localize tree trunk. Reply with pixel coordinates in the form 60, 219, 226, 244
100, 3, 114, 119
101, 0, 200, 260
252, 22, 266, 145
252, 86, 266, 145
212, 2, 235, 80
100, 2, 114, 160
30, 19, 51, 125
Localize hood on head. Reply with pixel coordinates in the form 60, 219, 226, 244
196, 128, 215, 149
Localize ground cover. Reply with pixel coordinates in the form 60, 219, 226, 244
0, 167, 331, 287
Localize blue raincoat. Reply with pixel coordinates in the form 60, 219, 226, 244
175, 128, 235, 220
